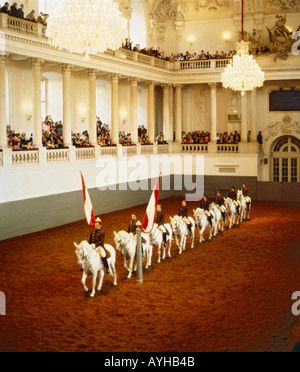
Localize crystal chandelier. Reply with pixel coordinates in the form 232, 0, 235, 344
47, 0, 128, 60
221, 0, 265, 95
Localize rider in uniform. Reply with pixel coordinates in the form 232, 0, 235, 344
89, 217, 110, 274
215, 191, 226, 223
241, 184, 251, 210
155, 204, 169, 247
199, 195, 213, 226
228, 186, 240, 216
128, 214, 138, 236
179, 200, 193, 236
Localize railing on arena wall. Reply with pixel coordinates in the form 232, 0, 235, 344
75, 146, 95, 161
12, 149, 39, 166
47, 148, 70, 162
181, 144, 208, 153
0, 13, 47, 38
217, 144, 239, 153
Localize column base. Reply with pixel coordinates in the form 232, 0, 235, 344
2, 148, 12, 167
38, 146, 47, 164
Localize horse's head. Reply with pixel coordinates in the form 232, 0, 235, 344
114, 231, 122, 252
237, 190, 243, 199
193, 208, 203, 222
170, 216, 178, 233
74, 241, 87, 266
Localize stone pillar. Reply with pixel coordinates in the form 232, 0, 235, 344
88, 69, 97, 146
209, 83, 217, 143
130, 78, 138, 143
30, 58, 44, 148
62, 64, 73, 148
169, 85, 174, 143
241, 91, 248, 143
250, 88, 257, 142
174, 85, 183, 143
0, 56, 7, 149
111, 75, 120, 145
162, 84, 170, 142
147, 81, 155, 144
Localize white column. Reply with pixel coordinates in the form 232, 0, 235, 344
250, 88, 257, 142
162, 84, 170, 141
169, 85, 174, 143
0, 56, 7, 149
241, 91, 248, 143
209, 83, 217, 143
130, 78, 138, 144
174, 85, 183, 143
62, 64, 73, 147
147, 81, 155, 143
88, 69, 97, 146
31, 58, 44, 148
111, 75, 120, 145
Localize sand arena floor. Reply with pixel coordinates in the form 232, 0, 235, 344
0, 197, 300, 352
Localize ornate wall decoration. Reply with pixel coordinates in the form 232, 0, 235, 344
150, 0, 185, 23
270, 0, 300, 12
265, 115, 300, 142
193, 89, 208, 130
228, 91, 241, 112
267, 14, 293, 62
194, 0, 229, 11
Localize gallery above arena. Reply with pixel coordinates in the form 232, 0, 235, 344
0, 0, 299, 240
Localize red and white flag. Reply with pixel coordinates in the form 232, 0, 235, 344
141, 175, 161, 234
80, 171, 96, 228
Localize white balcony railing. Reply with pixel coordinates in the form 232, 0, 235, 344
12, 150, 39, 165
75, 147, 95, 161
0, 151, 3, 167
0, 13, 46, 38
217, 144, 239, 153
121, 145, 137, 157
181, 144, 208, 153
100, 146, 118, 157
140, 144, 154, 155
47, 148, 69, 162
157, 144, 169, 154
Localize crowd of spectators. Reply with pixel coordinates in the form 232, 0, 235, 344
6, 125, 34, 149
0, 2, 49, 25
138, 125, 152, 145
182, 131, 211, 144
97, 117, 112, 146
123, 38, 235, 62
42, 115, 64, 149
181, 130, 242, 145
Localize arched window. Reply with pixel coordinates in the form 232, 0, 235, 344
272, 136, 300, 183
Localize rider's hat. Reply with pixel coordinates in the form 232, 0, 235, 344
95, 217, 102, 224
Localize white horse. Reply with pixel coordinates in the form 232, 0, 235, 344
210, 203, 225, 235
193, 208, 213, 243
74, 241, 117, 298
224, 198, 239, 229
170, 216, 195, 255
114, 231, 152, 279
237, 189, 252, 220
148, 224, 173, 264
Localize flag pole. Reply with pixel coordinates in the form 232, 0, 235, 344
136, 221, 143, 284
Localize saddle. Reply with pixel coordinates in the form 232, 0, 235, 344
95, 246, 111, 259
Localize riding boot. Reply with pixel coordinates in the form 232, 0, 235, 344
246, 202, 250, 211
237, 206, 240, 216
208, 216, 213, 227
187, 224, 193, 236
163, 233, 167, 247
222, 212, 226, 223
102, 257, 110, 274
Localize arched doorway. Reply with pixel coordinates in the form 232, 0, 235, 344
272, 136, 300, 183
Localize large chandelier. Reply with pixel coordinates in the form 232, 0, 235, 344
47, 0, 128, 60
221, 0, 265, 95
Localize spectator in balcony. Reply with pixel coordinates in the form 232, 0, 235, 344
1, 2, 9, 13
17, 4, 24, 18
26, 10, 36, 22
10, 3, 18, 17
257, 131, 263, 145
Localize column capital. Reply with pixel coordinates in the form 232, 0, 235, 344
208, 82, 218, 88
128, 77, 140, 84
146, 81, 156, 88
174, 84, 183, 89
161, 84, 171, 89
110, 74, 121, 83
62, 64, 73, 74
0, 54, 9, 64
88, 69, 98, 79
29, 58, 44, 69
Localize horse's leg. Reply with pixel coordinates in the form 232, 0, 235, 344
81, 271, 89, 293
162, 241, 166, 261
127, 256, 134, 279
97, 270, 105, 292
168, 237, 172, 257
191, 231, 195, 249
90, 272, 97, 297
157, 243, 162, 263
200, 226, 205, 243
208, 223, 213, 240
109, 261, 117, 286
